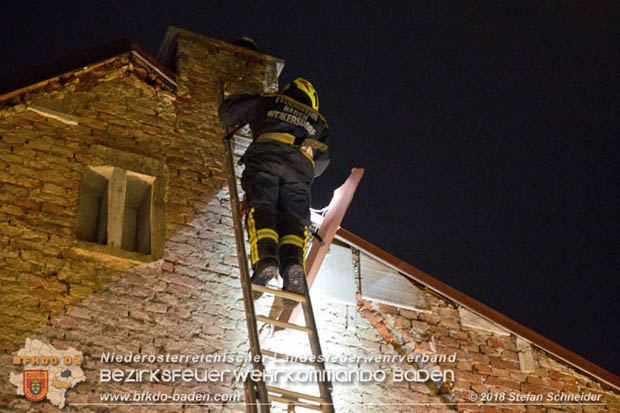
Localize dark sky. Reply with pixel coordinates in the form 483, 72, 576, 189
2, 2, 618, 375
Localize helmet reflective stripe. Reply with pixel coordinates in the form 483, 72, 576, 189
283, 77, 319, 111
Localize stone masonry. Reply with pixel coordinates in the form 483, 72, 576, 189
0, 27, 618, 412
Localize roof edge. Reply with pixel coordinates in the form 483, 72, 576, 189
335, 227, 620, 392
0, 39, 176, 101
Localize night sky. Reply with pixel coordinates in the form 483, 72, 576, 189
2, 2, 618, 375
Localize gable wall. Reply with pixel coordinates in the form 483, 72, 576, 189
0, 30, 276, 411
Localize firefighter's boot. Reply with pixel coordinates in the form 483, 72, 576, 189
281, 261, 306, 309
251, 258, 278, 300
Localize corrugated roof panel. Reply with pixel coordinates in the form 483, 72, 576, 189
360, 252, 429, 311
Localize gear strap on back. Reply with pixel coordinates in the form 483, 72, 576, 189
301, 138, 328, 151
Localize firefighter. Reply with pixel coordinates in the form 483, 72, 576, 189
218, 78, 330, 308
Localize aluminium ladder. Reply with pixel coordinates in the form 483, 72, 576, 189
223, 128, 335, 413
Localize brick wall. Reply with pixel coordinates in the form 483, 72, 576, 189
0, 28, 618, 412
0, 29, 280, 411
355, 285, 620, 412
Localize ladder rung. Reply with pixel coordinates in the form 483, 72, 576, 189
262, 349, 320, 367
256, 315, 312, 334
251, 284, 307, 303
269, 395, 323, 411
267, 386, 327, 404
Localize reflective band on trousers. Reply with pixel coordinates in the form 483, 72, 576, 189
256, 228, 278, 242
279, 234, 305, 248
247, 208, 259, 265
303, 227, 311, 267
247, 209, 279, 265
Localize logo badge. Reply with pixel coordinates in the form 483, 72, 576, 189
23, 370, 48, 402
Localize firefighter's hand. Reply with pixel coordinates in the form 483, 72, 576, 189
240, 197, 249, 217
224, 124, 245, 141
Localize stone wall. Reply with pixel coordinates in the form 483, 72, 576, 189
0, 29, 281, 411
0, 28, 618, 413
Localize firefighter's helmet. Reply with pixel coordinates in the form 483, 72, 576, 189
282, 78, 319, 111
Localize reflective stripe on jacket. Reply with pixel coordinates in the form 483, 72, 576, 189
218, 93, 331, 177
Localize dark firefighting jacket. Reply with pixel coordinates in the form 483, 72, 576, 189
218, 93, 331, 178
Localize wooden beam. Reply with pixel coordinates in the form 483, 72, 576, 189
275, 168, 364, 329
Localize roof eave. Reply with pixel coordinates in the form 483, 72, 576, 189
0, 39, 176, 102
336, 227, 620, 391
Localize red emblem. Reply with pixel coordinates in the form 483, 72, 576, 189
298, 79, 311, 93
23, 370, 48, 402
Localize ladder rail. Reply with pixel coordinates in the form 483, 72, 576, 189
299, 278, 335, 413
243, 377, 258, 413
223, 131, 271, 413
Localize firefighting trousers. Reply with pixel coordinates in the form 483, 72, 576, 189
240, 142, 314, 273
